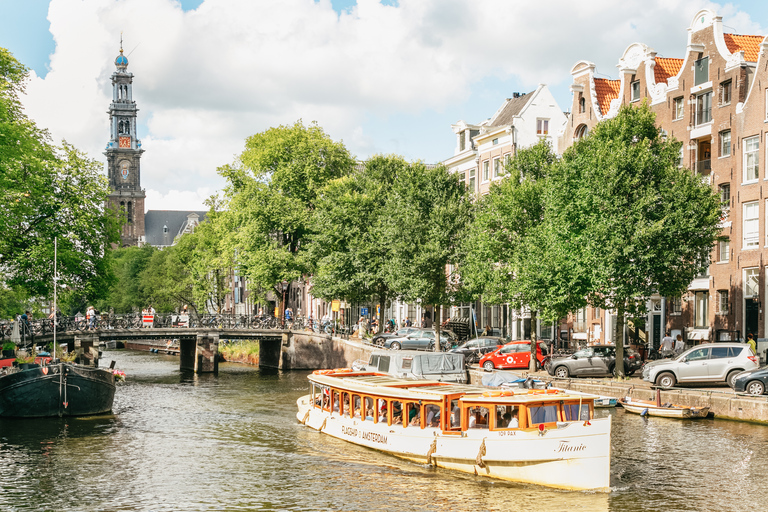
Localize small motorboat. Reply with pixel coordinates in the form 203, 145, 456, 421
594, 396, 618, 408
618, 396, 709, 419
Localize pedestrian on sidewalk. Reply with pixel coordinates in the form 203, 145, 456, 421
747, 333, 757, 354
661, 331, 674, 358
674, 334, 684, 355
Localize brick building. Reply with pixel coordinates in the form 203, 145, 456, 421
561, 9, 768, 356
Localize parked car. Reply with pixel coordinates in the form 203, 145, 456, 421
449, 336, 505, 364
372, 327, 419, 346
479, 341, 547, 371
642, 343, 758, 388
547, 345, 643, 378
381, 329, 451, 351
729, 366, 768, 395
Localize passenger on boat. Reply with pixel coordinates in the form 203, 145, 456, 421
426, 405, 440, 427
508, 409, 519, 428
451, 405, 461, 428
409, 411, 421, 426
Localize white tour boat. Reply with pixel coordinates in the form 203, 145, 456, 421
296, 369, 611, 492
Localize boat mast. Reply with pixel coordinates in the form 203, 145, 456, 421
53, 237, 57, 360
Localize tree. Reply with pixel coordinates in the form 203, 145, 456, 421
538, 103, 723, 376
218, 121, 355, 315
382, 163, 471, 349
0, 48, 119, 301
310, 155, 407, 333
99, 245, 157, 313
461, 140, 567, 370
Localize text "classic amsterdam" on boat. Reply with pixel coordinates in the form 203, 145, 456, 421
296, 369, 611, 492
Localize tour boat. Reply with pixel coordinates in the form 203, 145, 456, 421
297, 369, 612, 492
618, 397, 710, 419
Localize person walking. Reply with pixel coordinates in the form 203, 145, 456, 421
674, 334, 685, 355
747, 333, 757, 354
660, 331, 675, 358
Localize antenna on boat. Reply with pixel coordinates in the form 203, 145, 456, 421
53, 237, 57, 360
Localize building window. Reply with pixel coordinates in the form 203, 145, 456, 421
719, 183, 730, 209
674, 97, 684, 120
579, 96, 585, 113
695, 92, 712, 125
694, 57, 709, 86
718, 290, 729, 314
672, 296, 682, 314
469, 168, 476, 191
720, 80, 732, 105
744, 135, 759, 182
483, 160, 489, 181
493, 158, 501, 178
631, 81, 640, 102
745, 268, 759, 297
458, 171, 465, 185
536, 119, 549, 136
492, 138, 498, 145
720, 130, 731, 157
677, 147, 684, 168
719, 239, 729, 262
574, 124, 588, 140
744, 201, 759, 248
459, 131, 466, 152
694, 291, 709, 328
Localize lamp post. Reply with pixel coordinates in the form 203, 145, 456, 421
281, 280, 289, 328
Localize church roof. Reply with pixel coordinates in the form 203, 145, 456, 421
144, 210, 208, 247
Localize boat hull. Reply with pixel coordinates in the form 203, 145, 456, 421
0, 363, 115, 418
619, 400, 709, 419
297, 394, 611, 492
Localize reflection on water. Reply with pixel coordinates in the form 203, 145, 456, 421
0, 349, 766, 511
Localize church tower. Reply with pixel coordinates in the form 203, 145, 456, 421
105, 41, 146, 246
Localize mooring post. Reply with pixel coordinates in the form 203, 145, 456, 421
72, 334, 100, 367
179, 333, 219, 374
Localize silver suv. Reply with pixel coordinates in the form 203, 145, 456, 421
642, 343, 758, 388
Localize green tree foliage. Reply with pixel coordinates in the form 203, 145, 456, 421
382, 163, 471, 348
99, 245, 157, 313
218, 121, 355, 305
0, 48, 119, 301
461, 140, 562, 370
310, 155, 406, 332
536, 104, 722, 376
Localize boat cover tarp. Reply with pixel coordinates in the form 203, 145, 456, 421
411, 352, 464, 376
482, 371, 525, 387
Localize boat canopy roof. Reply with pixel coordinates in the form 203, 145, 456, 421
308, 371, 597, 404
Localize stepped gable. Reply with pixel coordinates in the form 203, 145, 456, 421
594, 78, 620, 116
723, 33, 764, 62
653, 58, 683, 84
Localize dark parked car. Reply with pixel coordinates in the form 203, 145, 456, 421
450, 336, 505, 364
547, 345, 642, 378
731, 366, 768, 395
372, 327, 419, 346
382, 329, 452, 351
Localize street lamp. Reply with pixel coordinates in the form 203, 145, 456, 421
281, 280, 289, 328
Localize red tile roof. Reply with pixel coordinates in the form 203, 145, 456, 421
654, 58, 683, 84
594, 78, 621, 116
723, 33, 764, 62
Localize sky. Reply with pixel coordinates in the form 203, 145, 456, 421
2, 0, 768, 212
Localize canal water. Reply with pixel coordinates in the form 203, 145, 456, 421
1, 350, 768, 511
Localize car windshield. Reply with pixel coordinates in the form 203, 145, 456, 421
574, 348, 594, 358
682, 347, 709, 361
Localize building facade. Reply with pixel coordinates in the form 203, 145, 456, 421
561, 9, 768, 355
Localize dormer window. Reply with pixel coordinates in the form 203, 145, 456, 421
630, 81, 640, 102
459, 131, 466, 152
492, 138, 498, 145
163, 225, 169, 234
694, 57, 709, 86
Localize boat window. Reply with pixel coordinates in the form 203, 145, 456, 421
493, 405, 520, 429
321, 387, 330, 411
450, 399, 461, 429
529, 404, 558, 424
392, 400, 403, 425
353, 395, 362, 417
563, 403, 590, 421
425, 404, 441, 428
468, 406, 490, 429
407, 402, 422, 427
401, 357, 413, 370
332, 390, 340, 412
342, 393, 350, 416
364, 396, 375, 421
378, 398, 388, 423
378, 355, 390, 372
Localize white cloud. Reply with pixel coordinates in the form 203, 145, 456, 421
17, 0, 768, 211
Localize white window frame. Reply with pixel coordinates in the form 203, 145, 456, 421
719, 239, 729, 262
720, 130, 731, 157
745, 267, 759, 297
721, 80, 732, 106
493, 158, 501, 178
694, 291, 709, 328
743, 135, 759, 183
744, 201, 759, 249
536, 119, 549, 136
482, 160, 489, 182
631, 81, 640, 102
718, 290, 729, 314
674, 97, 684, 120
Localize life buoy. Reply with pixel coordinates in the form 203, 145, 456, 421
332, 368, 353, 373
482, 390, 512, 397
313, 369, 333, 375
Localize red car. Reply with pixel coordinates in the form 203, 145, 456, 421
479, 340, 547, 371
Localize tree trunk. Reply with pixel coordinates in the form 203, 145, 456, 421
529, 309, 538, 373
614, 301, 625, 378
435, 305, 442, 352
378, 288, 387, 335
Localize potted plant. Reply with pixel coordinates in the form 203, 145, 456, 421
14, 354, 36, 370
2, 342, 16, 358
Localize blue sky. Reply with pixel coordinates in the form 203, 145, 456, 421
1, 1, 768, 211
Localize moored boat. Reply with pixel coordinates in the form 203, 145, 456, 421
0, 362, 116, 418
595, 396, 618, 408
618, 397, 709, 419
297, 369, 611, 492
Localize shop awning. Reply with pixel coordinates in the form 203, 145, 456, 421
686, 327, 711, 340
